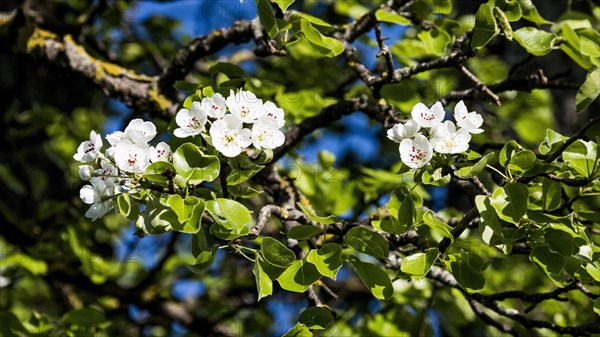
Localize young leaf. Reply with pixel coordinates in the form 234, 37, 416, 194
188, 246, 219, 274
422, 211, 453, 242
273, 0, 295, 12
256, 0, 278, 38
471, 4, 499, 50
206, 198, 252, 240
173, 143, 220, 184
513, 27, 556, 56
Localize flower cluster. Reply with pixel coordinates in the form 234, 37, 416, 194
387, 101, 484, 169
73, 119, 171, 220
173, 89, 285, 157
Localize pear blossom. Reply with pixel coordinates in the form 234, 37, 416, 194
411, 101, 445, 128
399, 134, 433, 169
226, 89, 262, 123
261, 101, 285, 128
454, 100, 484, 134
79, 180, 116, 220
209, 114, 252, 157
387, 120, 421, 143
73, 130, 103, 163
430, 121, 471, 154
150, 142, 172, 162
252, 117, 285, 150
92, 160, 119, 185
123, 119, 157, 143
202, 93, 227, 119
114, 141, 151, 173
174, 101, 208, 138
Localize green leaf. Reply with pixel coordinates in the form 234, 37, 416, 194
562, 139, 598, 177
209, 62, 246, 79
421, 167, 451, 186
306, 243, 343, 280
422, 211, 453, 242
401, 248, 439, 280
513, 27, 556, 56
144, 199, 177, 234
475, 195, 504, 245
299, 306, 334, 330
256, 0, 278, 38
227, 156, 264, 185
388, 186, 415, 227
499, 140, 521, 167
253, 257, 273, 301
277, 259, 321, 292
144, 161, 176, 184
371, 219, 407, 235
594, 298, 600, 316
418, 26, 451, 56
576, 68, 600, 112
296, 203, 339, 225
539, 129, 568, 155
206, 198, 252, 240
299, 19, 344, 57
517, 0, 550, 25
288, 225, 322, 240
62, 308, 105, 325
348, 256, 393, 300
117, 193, 138, 220
173, 143, 220, 184
282, 323, 313, 337
544, 228, 574, 256
446, 253, 485, 292
174, 80, 200, 91
261, 237, 296, 268
167, 195, 205, 233
507, 149, 537, 174
344, 226, 389, 259
497, 0, 522, 21
375, 9, 410, 25
471, 4, 499, 50
541, 177, 561, 210
530, 245, 566, 275
490, 183, 529, 225
455, 152, 495, 179
273, 0, 295, 11
188, 246, 219, 274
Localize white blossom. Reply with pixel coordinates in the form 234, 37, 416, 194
174, 101, 208, 138
73, 130, 103, 163
202, 93, 227, 119
411, 101, 445, 128
150, 142, 172, 162
387, 120, 421, 143
209, 114, 252, 157
454, 100, 484, 134
430, 121, 471, 154
260, 101, 285, 128
399, 134, 433, 169
92, 160, 119, 185
226, 89, 262, 123
252, 117, 285, 150
114, 141, 151, 173
123, 119, 157, 144
79, 180, 115, 220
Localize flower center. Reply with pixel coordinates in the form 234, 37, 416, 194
408, 146, 426, 161
188, 116, 201, 129
85, 143, 95, 153
420, 112, 434, 121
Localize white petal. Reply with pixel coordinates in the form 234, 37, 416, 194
85, 202, 112, 220
238, 128, 253, 148
80, 185, 97, 204
454, 100, 468, 119
175, 108, 191, 127
266, 129, 285, 149
78, 165, 94, 181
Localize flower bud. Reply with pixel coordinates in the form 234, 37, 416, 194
78, 165, 95, 181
